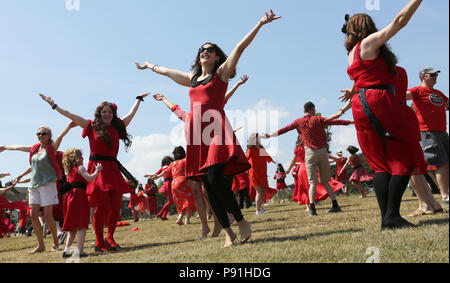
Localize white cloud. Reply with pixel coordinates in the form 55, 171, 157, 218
329, 126, 359, 155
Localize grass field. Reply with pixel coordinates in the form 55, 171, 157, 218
0, 193, 448, 263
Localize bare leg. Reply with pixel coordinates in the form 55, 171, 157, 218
43, 205, 59, 250
77, 228, 87, 254
352, 182, 368, 198
436, 164, 449, 202
190, 181, 210, 238
255, 186, 266, 212
29, 204, 45, 254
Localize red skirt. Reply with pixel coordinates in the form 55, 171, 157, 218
293, 163, 344, 205
349, 166, 374, 183
276, 181, 287, 190
171, 177, 196, 214
62, 188, 90, 231
352, 90, 427, 176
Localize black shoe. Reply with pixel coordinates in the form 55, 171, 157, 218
79, 252, 89, 258
327, 206, 342, 213
62, 251, 72, 258
309, 207, 318, 216
105, 238, 121, 251
383, 217, 417, 229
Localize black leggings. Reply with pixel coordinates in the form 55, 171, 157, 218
201, 164, 244, 229
374, 173, 411, 222
238, 187, 251, 209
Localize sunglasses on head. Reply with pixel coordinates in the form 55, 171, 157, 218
199, 46, 216, 54
36, 132, 48, 136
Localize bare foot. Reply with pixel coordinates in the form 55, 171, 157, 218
238, 220, 251, 244
201, 226, 211, 239
211, 225, 222, 237
29, 246, 45, 254
223, 233, 237, 248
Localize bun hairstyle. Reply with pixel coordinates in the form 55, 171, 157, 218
191, 42, 236, 79
343, 13, 398, 74
93, 102, 133, 151
347, 145, 360, 155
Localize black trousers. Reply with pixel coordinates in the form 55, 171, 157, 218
201, 164, 244, 229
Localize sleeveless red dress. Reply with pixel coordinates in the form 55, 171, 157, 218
62, 166, 90, 231
292, 145, 305, 203
347, 42, 427, 176
348, 155, 374, 183
82, 120, 130, 195
186, 73, 251, 180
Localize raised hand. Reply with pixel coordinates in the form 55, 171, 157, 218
339, 89, 354, 102
237, 75, 249, 85
135, 61, 153, 70
39, 93, 55, 107
138, 92, 151, 99
153, 94, 165, 101
95, 163, 103, 172
0, 146, 5, 153
260, 10, 282, 25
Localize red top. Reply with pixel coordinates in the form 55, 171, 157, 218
408, 86, 448, 132
275, 114, 351, 149
336, 157, 347, 172
82, 120, 130, 194
233, 171, 250, 191
145, 183, 157, 196
274, 171, 286, 181
186, 73, 250, 179
349, 155, 362, 169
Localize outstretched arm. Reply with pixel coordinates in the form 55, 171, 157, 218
0, 173, 10, 179
361, 0, 422, 57
153, 94, 176, 111
122, 93, 150, 127
285, 154, 298, 175
53, 122, 77, 151
0, 179, 19, 195
153, 94, 189, 122
39, 94, 89, 129
0, 145, 33, 153
136, 62, 192, 87
338, 158, 351, 176
217, 10, 281, 82
224, 75, 249, 104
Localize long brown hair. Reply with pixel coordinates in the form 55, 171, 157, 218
191, 42, 236, 79
93, 102, 132, 151
344, 14, 398, 74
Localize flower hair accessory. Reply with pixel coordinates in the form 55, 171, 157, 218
341, 14, 350, 34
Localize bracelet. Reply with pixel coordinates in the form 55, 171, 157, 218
152, 65, 159, 72
52, 104, 58, 110
136, 96, 144, 102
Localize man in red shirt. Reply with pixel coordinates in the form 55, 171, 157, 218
264, 102, 354, 216
406, 67, 449, 206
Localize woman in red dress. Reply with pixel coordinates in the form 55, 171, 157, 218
145, 156, 174, 221
136, 10, 280, 246
61, 148, 102, 258
137, 185, 149, 220
274, 164, 288, 203
154, 147, 197, 225
339, 146, 373, 198
246, 133, 278, 215
329, 150, 349, 195
338, 0, 426, 229
39, 92, 148, 251
145, 179, 158, 218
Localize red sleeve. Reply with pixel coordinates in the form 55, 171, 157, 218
165, 163, 173, 179
408, 86, 420, 99
274, 119, 299, 137
82, 119, 93, 139
171, 105, 189, 122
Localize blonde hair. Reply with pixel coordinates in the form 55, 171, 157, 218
62, 148, 83, 173
38, 126, 54, 144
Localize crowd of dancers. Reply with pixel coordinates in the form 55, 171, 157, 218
1, 0, 449, 259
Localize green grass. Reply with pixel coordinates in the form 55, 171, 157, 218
0, 193, 448, 263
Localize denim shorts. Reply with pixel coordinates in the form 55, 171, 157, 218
420, 131, 449, 166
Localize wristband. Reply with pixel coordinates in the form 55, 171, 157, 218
136, 96, 144, 102
52, 104, 58, 110
152, 65, 159, 72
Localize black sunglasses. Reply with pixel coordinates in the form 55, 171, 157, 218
199, 46, 216, 54
36, 132, 48, 136
428, 73, 439, 77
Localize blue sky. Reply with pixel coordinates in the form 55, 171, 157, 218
0, 0, 448, 189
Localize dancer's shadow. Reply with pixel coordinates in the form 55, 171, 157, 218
249, 228, 363, 244
417, 217, 449, 227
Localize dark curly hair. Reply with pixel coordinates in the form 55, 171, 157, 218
191, 42, 236, 79
93, 102, 132, 151
347, 145, 360, 155
344, 13, 398, 74
161, 156, 174, 167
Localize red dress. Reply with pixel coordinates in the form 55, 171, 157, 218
62, 166, 90, 231
186, 73, 250, 180
348, 155, 374, 183
274, 172, 288, 190
347, 41, 427, 176
82, 120, 130, 195
145, 184, 158, 214
137, 191, 148, 212
165, 159, 197, 214
291, 145, 344, 205
291, 145, 305, 203
232, 171, 250, 192
246, 147, 277, 203
335, 157, 348, 183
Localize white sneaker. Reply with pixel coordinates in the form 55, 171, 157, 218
256, 208, 268, 215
